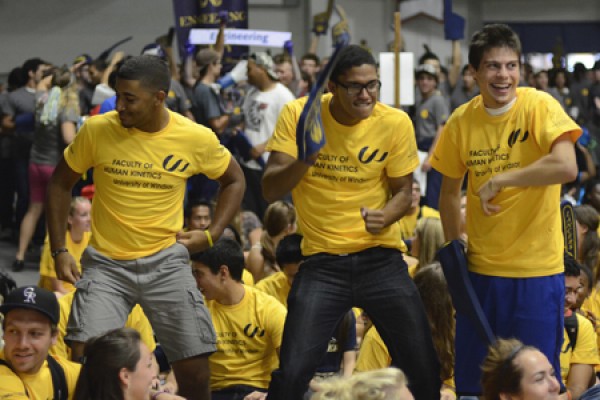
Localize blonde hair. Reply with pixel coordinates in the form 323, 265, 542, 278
414, 218, 444, 269
67, 196, 91, 230
261, 201, 296, 266
311, 368, 410, 400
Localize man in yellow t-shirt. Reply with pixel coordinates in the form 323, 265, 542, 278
431, 24, 581, 396
0, 286, 80, 399
562, 257, 600, 399
46, 55, 245, 400
262, 45, 440, 400
191, 239, 286, 399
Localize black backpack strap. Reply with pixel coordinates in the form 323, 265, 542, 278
46, 355, 68, 400
564, 312, 579, 352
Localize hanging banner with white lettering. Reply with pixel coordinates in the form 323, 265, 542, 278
189, 29, 292, 47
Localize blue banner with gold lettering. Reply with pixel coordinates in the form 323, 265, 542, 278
172, 0, 249, 69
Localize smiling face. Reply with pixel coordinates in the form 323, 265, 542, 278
192, 262, 223, 301
564, 275, 581, 312
416, 73, 437, 97
3, 309, 57, 374
115, 78, 163, 131
328, 64, 378, 125
505, 349, 560, 400
472, 47, 520, 109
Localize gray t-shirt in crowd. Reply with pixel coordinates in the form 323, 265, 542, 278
415, 92, 449, 151
191, 82, 224, 129
30, 91, 79, 166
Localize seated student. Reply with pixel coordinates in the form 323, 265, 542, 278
255, 233, 304, 308
190, 238, 286, 400
576, 264, 594, 315
38, 197, 92, 295
480, 338, 560, 400
562, 255, 600, 400
185, 199, 254, 285
247, 201, 297, 282
0, 286, 81, 399
73, 327, 184, 400
310, 368, 414, 400
406, 217, 444, 277
255, 233, 356, 388
184, 198, 213, 231
356, 263, 455, 399
397, 181, 440, 250
50, 290, 156, 361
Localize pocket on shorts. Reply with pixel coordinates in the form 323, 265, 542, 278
162, 243, 190, 268
187, 288, 217, 345
69, 279, 94, 335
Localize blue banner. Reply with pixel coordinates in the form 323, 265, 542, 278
172, 0, 249, 69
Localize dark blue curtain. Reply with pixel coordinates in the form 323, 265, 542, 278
172, 0, 249, 68
486, 22, 600, 54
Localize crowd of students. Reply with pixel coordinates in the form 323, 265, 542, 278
0, 11, 599, 400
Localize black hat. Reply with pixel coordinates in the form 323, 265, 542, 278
0, 286, 59, 324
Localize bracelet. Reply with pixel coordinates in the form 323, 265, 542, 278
204, 230, 213, 248
151, 391, 167, 400
51, 248, 69, 258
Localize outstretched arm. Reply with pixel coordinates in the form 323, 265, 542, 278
478, 133, 577, 215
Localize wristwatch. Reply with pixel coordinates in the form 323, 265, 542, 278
51, 248, 69, 258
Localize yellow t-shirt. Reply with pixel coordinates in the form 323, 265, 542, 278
355, 327, 455, 393
581, 289, 600, 372
398, 206, 440, 240
431, 88, 581, 277
355, 327, 390, 372
560, 313, 600, 383
207, 285, 286, 390
267, 94, 419, 256
255, 271, 291, 308
63, 110, 231, 260
50, 291, 156, 359
38, 231, 91, 293
0, 352, 81, 400
242, 268, 255, 286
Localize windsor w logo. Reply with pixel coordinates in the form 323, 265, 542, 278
162, 155, 190, 173
507, 129, 529, 148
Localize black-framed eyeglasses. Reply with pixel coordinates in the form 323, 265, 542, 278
334, 80, 381, 96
